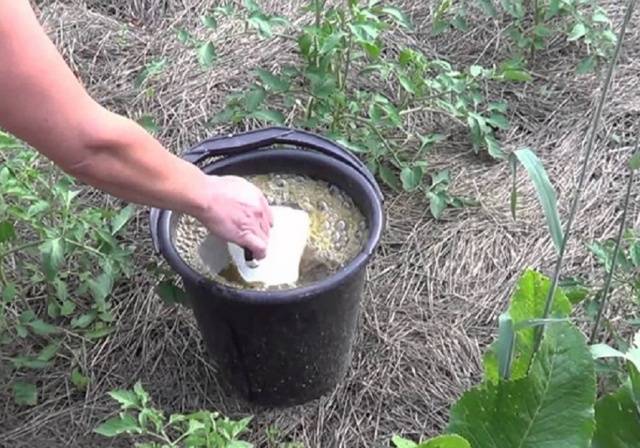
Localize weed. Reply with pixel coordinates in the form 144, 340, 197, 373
180, 0, 521, 218
433, 0, 617, 74
0, 131, 135, 405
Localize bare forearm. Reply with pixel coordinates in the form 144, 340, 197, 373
0, 0, 210, 217
66, 110, 211, 218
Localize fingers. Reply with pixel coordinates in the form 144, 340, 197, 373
240, 232, 268, 260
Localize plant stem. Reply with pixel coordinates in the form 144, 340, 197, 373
532, 0, 636, 355
530, 0, 540, 60
0, 240, 45, 259
64, 239, 103, 258
589, 134, 638, 344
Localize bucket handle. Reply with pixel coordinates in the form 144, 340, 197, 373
149, 127, 383, 252
182, 126, 383, 201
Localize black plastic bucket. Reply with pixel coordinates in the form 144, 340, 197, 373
149, 127, 384, 407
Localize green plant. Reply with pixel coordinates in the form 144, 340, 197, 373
181, 0, 519, 218
589, 229, 640, 304
432, 0, 617, 74
95, 382, 253, 447
394, 2, 639, 445
392, 434, 471, 447
0, 131, 135, 405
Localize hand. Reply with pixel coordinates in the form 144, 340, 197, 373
195, 175, 273, 260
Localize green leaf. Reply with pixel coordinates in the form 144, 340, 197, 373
379, 164, 401, 191
558, 278, 590, 305
134, 59, 166, 88
392, 436, 417, 448
477, 0, 497, 17
111, 204, 136, 235
500, 68, 532, 82
512, 148, 564, 253
88, 268, 114, 303
629, 152, 640, 171
176, 28, 193, 45
381, 6, 412, 29
27, 200, 50, 217
201, 15, 218, 29
483, 269, 572, 382
248, 13, 273, 38
576, 56, 596, 75
2, 282, 17, 303
133, 381, 150, 407
592, 8, 609, 23
487, 113, 509, 130
252, 109, 285, 125
71, 368, 89, 391
449, 323, 596, 448
319, 32, 345, 54
37, 343, 59, 362
592, 385, 640, 447
484, 135, 505, 159
27, 319, 59, 336
244, 87, 266, 112
428, 191, 447, 219
71, 312, 97, 329
94, 414, 140, 437
197, 41, 217, 67
400, 166, 423, 191
155, 281, 187, 305
363, 42, 382, 59
568, 22, 587, 41
398, 74, 416, 94
255, 69, 289, 92
84, 326, 115, 340
227, 442, 252, 448
137, 115, 158, 134
40, 237, 65, 280
590, 343, 640, 374
0, 131, 20, 148
13, 381, 37, 406
416, 435, 471, 447
469, 65, 484, 77
108, 389, 141, 409
0, 220, 16, 243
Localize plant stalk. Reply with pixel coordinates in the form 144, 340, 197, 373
589, 133, 638, 344
531, 0, 637, 355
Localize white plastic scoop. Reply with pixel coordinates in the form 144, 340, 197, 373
227, 205, 311, 287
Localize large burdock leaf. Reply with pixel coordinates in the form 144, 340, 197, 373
592, 385, 640, 448
483, 269, 572, 382
448, 323, 596, 448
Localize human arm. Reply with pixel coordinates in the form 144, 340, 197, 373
0, 1, 272, 258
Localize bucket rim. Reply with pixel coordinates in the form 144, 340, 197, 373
153, 148, 384, 305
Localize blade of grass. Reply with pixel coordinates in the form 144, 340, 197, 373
512, 148, 564, 253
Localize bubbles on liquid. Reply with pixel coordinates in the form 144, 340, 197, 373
175, 172, 368, 291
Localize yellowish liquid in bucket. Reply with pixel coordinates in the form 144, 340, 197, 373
174, 173, 368, 290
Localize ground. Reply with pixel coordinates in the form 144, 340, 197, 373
1, 0, 640, 447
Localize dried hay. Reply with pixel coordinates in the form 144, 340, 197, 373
1, 0, 640, 446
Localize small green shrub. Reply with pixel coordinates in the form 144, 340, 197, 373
178, 0, 521, 218
0, 131, 135, 405
95, 382, 251, 447
433, 0, 616, 74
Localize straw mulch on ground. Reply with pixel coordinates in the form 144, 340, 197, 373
1, 0, 639, 447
